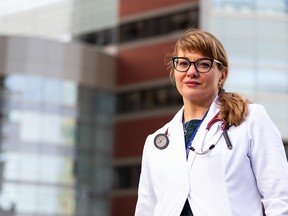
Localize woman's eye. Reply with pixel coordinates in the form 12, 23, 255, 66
179, 61, 189, 67
197, 61, 211, 68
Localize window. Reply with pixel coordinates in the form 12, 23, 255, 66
113, 164, 141, 190
76, 6, 199, 45
119, 7, 199, 43
77, 29, 115, 45
116, 84, 182, 114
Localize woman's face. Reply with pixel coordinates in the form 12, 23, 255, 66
173, 50, 226, 105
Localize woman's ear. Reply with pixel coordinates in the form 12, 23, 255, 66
219, 67, 228, 85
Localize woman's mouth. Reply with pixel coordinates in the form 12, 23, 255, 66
184, 80, 200, 87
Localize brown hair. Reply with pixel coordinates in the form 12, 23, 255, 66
168, 28, 249, 126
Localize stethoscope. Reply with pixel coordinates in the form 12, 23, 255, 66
154, 112, 233, 155
189, 112, 232, 155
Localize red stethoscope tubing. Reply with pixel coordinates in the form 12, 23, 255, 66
206, 113, 232, 150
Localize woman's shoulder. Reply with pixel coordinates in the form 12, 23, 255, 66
248, 103, 267, 116
246, 103, 273, 124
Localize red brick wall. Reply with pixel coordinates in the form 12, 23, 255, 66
117, 40, 176, 86
111, 195, 137, 216
119, 0, 198, 17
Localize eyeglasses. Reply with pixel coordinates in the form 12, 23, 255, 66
172, 57, 223, 73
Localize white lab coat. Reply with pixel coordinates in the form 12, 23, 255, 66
135, 98, 288, 216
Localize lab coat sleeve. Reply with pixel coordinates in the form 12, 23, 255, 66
248, 105, 288, 216
135, 135, 157, 216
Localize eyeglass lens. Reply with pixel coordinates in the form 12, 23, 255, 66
173, 58, 213, 73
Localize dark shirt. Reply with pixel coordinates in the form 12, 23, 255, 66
180, 120, 201, 216
181, 200, 193, 216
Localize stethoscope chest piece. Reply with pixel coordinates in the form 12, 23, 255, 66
154, 133, 169, 150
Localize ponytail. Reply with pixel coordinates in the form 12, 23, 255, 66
217, 89, 250, 126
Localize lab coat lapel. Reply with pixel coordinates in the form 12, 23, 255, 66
168, 107, 187, 158
164, 107, 191, 182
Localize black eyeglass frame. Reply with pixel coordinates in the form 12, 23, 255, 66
172, 57, 223, 73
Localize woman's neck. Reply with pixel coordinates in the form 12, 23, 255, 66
183, 101, 211, 123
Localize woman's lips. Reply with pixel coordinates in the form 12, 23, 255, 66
184, 80, 200, 87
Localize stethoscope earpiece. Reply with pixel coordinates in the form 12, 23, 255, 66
223, 130, 233, 150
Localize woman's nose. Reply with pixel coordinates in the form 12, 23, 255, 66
186, 64, 198, 77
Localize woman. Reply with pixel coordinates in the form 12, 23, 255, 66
135, 29, 288, 216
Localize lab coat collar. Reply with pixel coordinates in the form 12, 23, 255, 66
167, 97, 222, 161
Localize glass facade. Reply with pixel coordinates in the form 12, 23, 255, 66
210, 0, 288, 140
0, 74, 114, 215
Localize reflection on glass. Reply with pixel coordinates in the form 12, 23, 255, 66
226, 67, 256, 92
2, 74, 77, 106
258, 70, 286, 92
44, 78, 62, 104
213, 0, 287, 14
0, 74, 114, 215
63, 80, 77, 106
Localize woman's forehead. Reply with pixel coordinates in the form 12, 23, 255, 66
176, 49, 212, 59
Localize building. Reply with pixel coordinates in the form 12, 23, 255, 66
0, 0, 287, 215
0, 35, 115, 215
